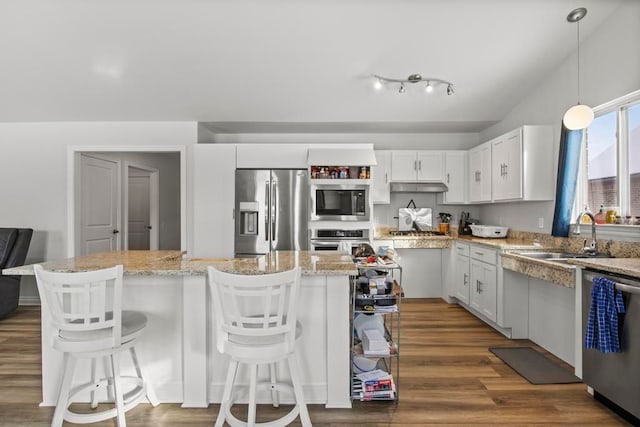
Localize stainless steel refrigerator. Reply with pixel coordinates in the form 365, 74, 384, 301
235, 169, 309, 256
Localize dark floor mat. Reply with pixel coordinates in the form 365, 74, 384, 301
489, 346, 581, 385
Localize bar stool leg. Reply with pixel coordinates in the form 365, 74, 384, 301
103, 356, 115, 403
216, 359, 238, 427
90, 358, 99, 409
269, 362, 280, 407
288, 353, 311, 427
52, 354, 77, 427
248, 363, 258, 426
130, 347, 159, 406
110, 353, 127, 427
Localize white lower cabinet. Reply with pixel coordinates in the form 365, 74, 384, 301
453, 243, 470, 304
469, 258, 497, 323
452, 243, 498, 323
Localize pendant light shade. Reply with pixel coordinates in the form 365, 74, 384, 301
563, 7, 593, 130
563, 103, 594, 130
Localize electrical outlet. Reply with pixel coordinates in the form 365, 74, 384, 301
538, 217, 544, 229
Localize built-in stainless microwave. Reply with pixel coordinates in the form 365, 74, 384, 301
310, 184, 370, 221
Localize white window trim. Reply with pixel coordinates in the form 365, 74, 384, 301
573, 89, 640, 241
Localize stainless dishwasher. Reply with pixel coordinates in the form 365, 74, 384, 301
582, 269, 640, 422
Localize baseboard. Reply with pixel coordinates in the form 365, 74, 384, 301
19, 296, 41, 306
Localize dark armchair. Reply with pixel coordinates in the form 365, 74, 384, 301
0, 228, 33, 319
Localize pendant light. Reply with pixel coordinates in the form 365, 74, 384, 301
563, 7, 594, 130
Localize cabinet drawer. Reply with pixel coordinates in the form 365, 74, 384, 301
454, 242, 469, 256
469, 245, 497, 264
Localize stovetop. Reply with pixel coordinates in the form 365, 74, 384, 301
388, 230, 446, 236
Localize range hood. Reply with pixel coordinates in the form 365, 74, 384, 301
307, 147, 377, 166
390, 182, 448, 193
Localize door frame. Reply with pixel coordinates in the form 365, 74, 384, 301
124, 161, 160, 250
67, 146, 187, 257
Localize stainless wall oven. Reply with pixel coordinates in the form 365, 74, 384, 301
310, 229, 370, 256
582, 269, 640, 423
310, 184, 370, 222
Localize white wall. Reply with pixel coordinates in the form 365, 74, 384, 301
0, 122, 196, 302
477, 2, 640, 232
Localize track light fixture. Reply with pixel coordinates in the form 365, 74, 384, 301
372, 73, 454, 95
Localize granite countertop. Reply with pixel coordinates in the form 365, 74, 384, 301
568, 257, 640, 278
500, 252, 577, 287
2, 250, 358, 277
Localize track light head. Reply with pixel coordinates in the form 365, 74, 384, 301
373, 79, 383, 90
398, 83, 406, 93
425, 81, 434, 93
447, 84, 454, 96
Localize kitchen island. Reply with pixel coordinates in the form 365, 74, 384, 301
3, 250, 358, 409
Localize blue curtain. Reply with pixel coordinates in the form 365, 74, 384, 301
551, 125, 584, 237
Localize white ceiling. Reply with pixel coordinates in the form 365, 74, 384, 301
0, 0, 628, 133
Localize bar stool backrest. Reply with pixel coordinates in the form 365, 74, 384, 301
207, 266, 301, 355
34, 264, 124, 350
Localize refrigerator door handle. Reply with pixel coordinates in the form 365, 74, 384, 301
271, 181, 277, 244
265, 181, 270, 241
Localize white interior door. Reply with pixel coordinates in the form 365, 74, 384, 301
128, 175, 151, 250
80, 154, 119, 255
126, 163, 159, 250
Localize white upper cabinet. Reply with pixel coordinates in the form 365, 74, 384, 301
390, 151, 444, 182
468, 142, 492, 202
441, 151, 467, 204
372, 150, 391, 204
491, 126, 554, 202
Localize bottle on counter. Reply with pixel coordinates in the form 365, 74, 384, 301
594, 205, 606, 224
581, 205, 592, 224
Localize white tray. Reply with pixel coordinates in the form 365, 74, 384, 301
469, 225, 509, 238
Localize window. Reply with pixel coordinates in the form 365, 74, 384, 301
575, 90, 640, 226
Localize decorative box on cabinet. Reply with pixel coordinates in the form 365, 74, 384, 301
350, 262, 402, 401
390, 151, 444, 182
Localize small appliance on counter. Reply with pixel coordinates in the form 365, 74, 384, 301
458, 211, 476, 235
469, 224, 509, 238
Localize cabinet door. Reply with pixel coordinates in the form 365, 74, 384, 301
416, 151, 444, 181
454, 254, 470, 304
443, 151, 466, 203
468, 143, 491, 202
470, 260, 497, 322
492, 130, 522, 201
390, 151, 417, 181
372, 150, 391, 204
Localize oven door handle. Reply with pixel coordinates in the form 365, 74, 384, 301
311, 241, 340, 247
615, 282, 640, 295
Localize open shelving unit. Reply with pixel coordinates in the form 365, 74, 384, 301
350, 260, 402, 402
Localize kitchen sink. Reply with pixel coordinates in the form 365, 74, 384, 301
516, 251, 612, 264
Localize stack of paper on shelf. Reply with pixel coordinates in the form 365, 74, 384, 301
362, 329, 390, 356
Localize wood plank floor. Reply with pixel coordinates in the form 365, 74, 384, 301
0, 300, 629, 426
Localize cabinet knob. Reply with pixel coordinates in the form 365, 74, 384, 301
112, 229, 119, 234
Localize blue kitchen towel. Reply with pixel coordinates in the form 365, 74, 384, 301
585, 277, 625, 353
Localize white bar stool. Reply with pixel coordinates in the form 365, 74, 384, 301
34, 264, 159, 427
207, 266, 312, 427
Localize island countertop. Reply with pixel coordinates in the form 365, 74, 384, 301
2, 250, 358, 277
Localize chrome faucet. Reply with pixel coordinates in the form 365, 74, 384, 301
574, 211, 598, 255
